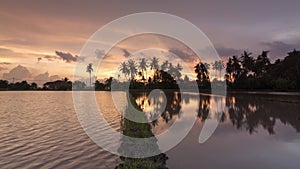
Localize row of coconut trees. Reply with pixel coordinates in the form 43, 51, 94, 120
118, 57, 226, 81
118, 57, 186, 82
194, 60, 224, 79
85, 57, 225, 86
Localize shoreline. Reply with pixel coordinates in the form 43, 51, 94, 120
1, 89, 300, 96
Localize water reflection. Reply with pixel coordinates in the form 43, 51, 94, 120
132, 91, 182, 129
116, 93, 169, 168
132, 92, 300, 135
225, 94, 300, 134
117, 91, 299, 168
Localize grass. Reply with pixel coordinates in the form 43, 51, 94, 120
116, 94, 168, 169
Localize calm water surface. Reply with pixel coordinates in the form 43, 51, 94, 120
0, 91, 299, 169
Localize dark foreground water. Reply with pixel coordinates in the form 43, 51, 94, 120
0, 91, 299, 169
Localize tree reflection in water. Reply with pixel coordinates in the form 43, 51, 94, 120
133, 92, 300, 135
225, 94, 300, 134
132, 91, 182, 128
117, 92, 299, 168
116, 93, 169, 169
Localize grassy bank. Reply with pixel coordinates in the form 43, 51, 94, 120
116, 94, 168, 169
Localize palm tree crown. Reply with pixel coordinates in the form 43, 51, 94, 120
160, 60, 169, 71
150, 57, 159, 70
128, 59, 137, 79
119, 61, 130, 80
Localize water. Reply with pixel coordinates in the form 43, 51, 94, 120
0, 91, 120, 169
0, 91, 299, 168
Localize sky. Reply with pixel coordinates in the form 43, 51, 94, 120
0, 0, 299, 84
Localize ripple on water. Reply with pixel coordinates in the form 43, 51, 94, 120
0, 91, 121, 169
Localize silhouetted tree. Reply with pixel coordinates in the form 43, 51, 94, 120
149, 57, 159, 70
224, 49, 300, 90
119, 61, 130, 80
128, 59, 137, 79
95, 80, 105, 90
183, 75, 189, 82
0, 80, 9, 90
30, 82, 38, 90
225, 56, 242, 87
160, 60, 169, 71
138, 58, 148, 81
73, 81, 86, 90
10, 81, 31, 90
168, 63, 182, 80
104, 77, 113, 90
240, 51, 255, 76
212, 60, 224, 79
194, 62, 210, 88
254, 50, 270, 77
86, 63, 93, 86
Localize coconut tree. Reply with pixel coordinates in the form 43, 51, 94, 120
175, 63, 183, 71
217, 61, 224, 78
119, 61, 130, 80
150, 57, 159, 70
160, 60, 169, 71
226, 57, 233, 81
194, 62, 210, 85
128, 59, 137, 79
254, 51, 270, 77
212, 60, 224, 79
168, 63, 181, 80
203, 63, 211, 71
240, 51, 255, 75
175, 63, 183, 80
86, 63, 93, 86
139, 58, 148, 81
212, 61, 218, 76
231, 56, 242, 80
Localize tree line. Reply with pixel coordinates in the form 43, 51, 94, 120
0, 80, 38, 90
0, 49, 299, 91
224, 49, 300, 90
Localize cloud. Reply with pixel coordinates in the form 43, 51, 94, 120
2, 65, 32, 80
261, 41, 300, 59
121, 48, 131, 57
34, 72, 61, 86
1, 64, 62, 85
0, 38, 37, 46
55, 51, 78, 63
215, 46, 242, 57
95, 49, 105, 58
44, 55, 59, 61
0, 67, 7, 71
49, 75, 60, 81
0, 62, 11, 72
0, 65, 8, 71
37, 57, 42, 63
95, 49, 111, 59
0, 47, 14, 53
34, 72, 49, 82
168, 48, 198, 62
0, 62, 11, 65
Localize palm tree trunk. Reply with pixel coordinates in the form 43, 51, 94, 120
89, 72, 91, 87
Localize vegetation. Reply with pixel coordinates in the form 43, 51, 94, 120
116, 94, 168, 169
196, 93, 300, 134
86, 63, 94, 87
117, 57, 182, 90
0, 49, 299, 92
224, 49, 300, 91
0, 80, 37, 90
132, 91, 300, 138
